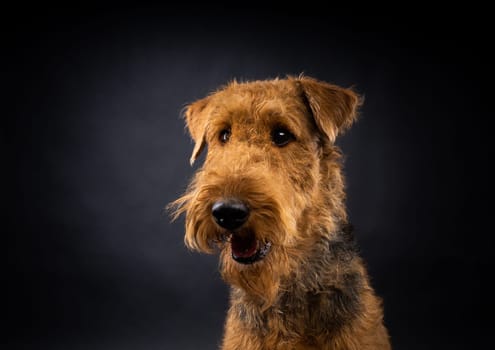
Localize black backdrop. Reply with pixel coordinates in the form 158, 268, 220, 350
5, 7, 490, 350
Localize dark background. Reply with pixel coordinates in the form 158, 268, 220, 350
5, 6, 490, 350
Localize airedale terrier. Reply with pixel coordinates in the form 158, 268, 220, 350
171, 76, 391, 349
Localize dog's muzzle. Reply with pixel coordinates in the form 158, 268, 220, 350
212, 199, 271, 264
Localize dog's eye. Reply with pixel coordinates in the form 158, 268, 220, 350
219, 129, 231, 143
271, 127, 295, 147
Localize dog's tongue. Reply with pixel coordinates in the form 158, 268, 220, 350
231, 233, 257, 258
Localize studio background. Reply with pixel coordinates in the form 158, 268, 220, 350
5, 8, 489, 350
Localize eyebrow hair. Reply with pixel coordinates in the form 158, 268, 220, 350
262, 105, 310, 139
205, 115, 231, 140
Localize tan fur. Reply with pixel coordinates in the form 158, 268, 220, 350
170, 76, 391, 349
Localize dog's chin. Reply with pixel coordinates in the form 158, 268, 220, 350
224, 231, 271, 265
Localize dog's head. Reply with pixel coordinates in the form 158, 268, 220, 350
170, 76, 360, 306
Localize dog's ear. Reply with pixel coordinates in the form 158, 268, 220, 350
297, 76, 361, 143
184, 97, 210, 165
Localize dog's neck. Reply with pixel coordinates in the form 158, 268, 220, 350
229, 225, 364, 336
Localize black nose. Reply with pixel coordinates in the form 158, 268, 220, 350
212, 199, 249, 231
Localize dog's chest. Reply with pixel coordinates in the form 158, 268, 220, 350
234, 283, 361, 341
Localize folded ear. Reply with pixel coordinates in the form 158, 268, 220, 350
183, 97, 210, 165
297, 76, 362, 143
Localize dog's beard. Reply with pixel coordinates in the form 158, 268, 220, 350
215, 215, 297, 309
219, 242, 290, 310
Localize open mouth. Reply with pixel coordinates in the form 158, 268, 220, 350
226, 231, 271, 264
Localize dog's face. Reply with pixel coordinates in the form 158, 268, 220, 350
171, 76, 359, 306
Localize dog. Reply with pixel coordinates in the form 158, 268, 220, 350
171, 76, 391, 349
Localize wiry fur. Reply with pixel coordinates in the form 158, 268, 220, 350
170, 76, 391, 349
